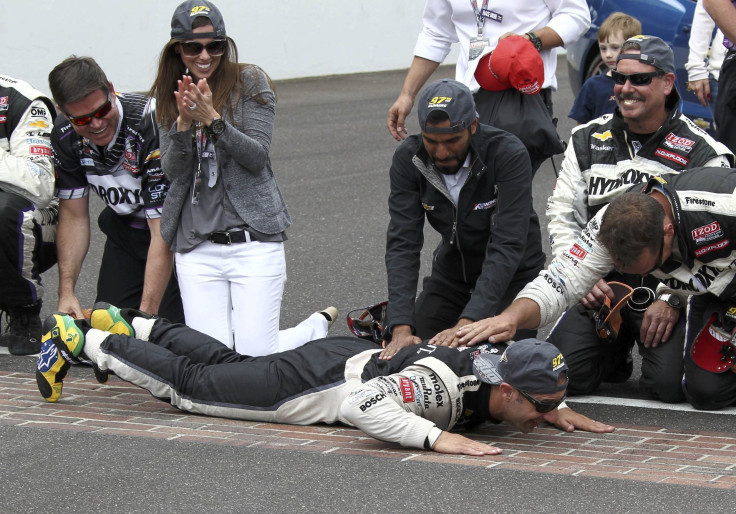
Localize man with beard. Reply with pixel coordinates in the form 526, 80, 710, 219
543, 36, 733, 402
381, 79, 545, 360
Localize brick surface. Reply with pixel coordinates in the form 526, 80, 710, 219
3, 371, 735, 489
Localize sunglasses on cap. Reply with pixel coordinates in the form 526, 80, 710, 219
611, 70, 665, 86
518, 389, 566, 413
66, 94, 113, 127
346, 301, 387, 344
179, 40, 227, 57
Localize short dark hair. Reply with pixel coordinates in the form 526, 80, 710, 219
599, 192, 664, 269
424, 109, 450, 126
48, 56, 110, 110
620, 40, 642, 54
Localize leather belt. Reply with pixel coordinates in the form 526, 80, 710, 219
207, 230, 251, 245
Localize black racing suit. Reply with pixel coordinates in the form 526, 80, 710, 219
0, 75, 57, 310
385, 123, 545, 339
545, 102, 733, 402
83, 319, 505, 450
52, 93, 183, 322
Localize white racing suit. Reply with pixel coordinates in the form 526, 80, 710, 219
0, 75, 57, 310
543, 105, 733, 401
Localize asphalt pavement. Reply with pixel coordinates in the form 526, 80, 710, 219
1, 57, 735, 511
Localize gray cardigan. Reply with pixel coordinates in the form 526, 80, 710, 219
159, 66, 291, 245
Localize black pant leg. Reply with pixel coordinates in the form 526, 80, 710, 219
96, 208, 183, 322
414, 270, 538, 341
413, 275, 470, 339
0, 191, 52, 308
637, 317, 686, 403
148, 318, 246, 365
546, 304, 617, 395
715, 50, 736, 154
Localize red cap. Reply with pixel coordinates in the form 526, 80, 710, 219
474, 35, 544, 95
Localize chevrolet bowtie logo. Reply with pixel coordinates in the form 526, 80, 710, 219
592, 130, 612, 141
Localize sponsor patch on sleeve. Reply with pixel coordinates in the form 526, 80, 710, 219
29, 145, 52, 157
399, 377, 415, 403
691, 221, 723, 244
569, 243, 587, 260
654, 148, 689, 166
663, 133, 695, 153
694, 239, 729, 257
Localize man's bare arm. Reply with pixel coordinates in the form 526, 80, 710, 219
139, 217, 174, 315
387, 56, 440, 141
56, 197, 91, 319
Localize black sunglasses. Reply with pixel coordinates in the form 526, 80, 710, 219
66, 94, 113, 126
611, 70, 665, 86
179, 40, 227, 57
518, 389, 566, 413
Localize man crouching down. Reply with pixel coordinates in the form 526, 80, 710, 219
36, 304, 614, 455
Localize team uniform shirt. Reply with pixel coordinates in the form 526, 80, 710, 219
0, 75, 55, 207
89, 328, 505, 450
414, 0, 590, 92
547, 104, 734, 258
568, 74, 617, 124
52, 93, 168, 225
520, 169, 736, 326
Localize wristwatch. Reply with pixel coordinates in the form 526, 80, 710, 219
525, 31, 543, 52
206, 117, 226, 139
657, 293, 682, 309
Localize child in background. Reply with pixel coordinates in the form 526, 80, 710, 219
569, 12, 642, 124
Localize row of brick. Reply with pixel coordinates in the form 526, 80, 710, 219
1, 371, 734, 489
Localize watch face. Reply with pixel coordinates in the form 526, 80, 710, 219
211, 119, 225, 135
662, 294, 681, 308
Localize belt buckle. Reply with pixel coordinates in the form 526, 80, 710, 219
210, 232, 232, 245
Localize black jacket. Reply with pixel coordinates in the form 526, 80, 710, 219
385, 123, 545, 331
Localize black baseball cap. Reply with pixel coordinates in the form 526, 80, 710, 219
617, 35, 675, 74
472, 339, 568, 394
417, 79, 477, 134
171, 0, 226, 41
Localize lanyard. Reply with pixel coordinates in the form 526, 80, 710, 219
192, 124, 206, 205
469, 0, 490, 35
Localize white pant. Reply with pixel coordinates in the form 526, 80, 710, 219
175, 240, 327, 356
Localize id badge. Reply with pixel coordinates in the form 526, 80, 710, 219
469, 36, 489, 61
191, 165, 202, 205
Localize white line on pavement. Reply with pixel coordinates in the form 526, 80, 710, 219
568, 395, 736, 415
